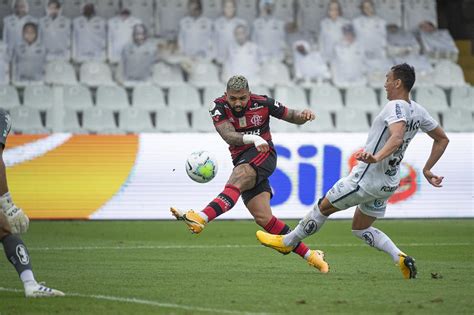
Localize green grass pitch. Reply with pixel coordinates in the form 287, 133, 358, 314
0, 219, 473, 314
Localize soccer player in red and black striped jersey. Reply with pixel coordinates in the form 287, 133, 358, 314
171, 75, 328, 272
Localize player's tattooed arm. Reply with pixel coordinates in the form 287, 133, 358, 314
282, 108, 315, 125
215, 121, 245, 145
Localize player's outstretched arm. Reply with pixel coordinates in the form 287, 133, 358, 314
356, 121, 406, 164
423, 126, 449, 187
215, 121, 269, 152
282, 109, 315, 125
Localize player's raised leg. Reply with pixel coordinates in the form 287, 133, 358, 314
171, 163, 254, 233
351, 207, 417, 279
246, 191, 328, 272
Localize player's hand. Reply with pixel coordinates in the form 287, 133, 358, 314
3, 205, 29, 234
423, 169, 444, 187
299, 109, 316, 122
355, 151, 378, 164
243, 134, 269, 153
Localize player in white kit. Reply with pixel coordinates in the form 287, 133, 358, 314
256, 63, 450, 278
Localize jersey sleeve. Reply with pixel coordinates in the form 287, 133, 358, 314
209, 102, 229, 126
384, 102, 407, 126
419, 106, 439, 132
266, 97, 288, 119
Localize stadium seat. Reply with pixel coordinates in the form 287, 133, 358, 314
63, 85, 93, 110
152, 62, 185, 88
96, 86, 129, 110
188, 61, 221, 88
0, 85, 20, 109
23, 85, 54, 110
310, 85, 344, 111
442, 109, 473, 132
191, 108, 215, 132
46, 109, 85, 133
202, 0, 222, 19
45, 60, 78, 86
270, 116, 300, 132
119, 108, 155, 133
168, 85, 202, 111
203, 85, 226, 106
260, 62, 292, 88
236, 0, 258, 25
450, 85, 474, 111
414, 86, 449, 112
156, 109, 190, 132
274, 86, 309, 108
335, 109, 370, 132
9, 107, 48, 134
122, 0, 154, 32
132, 85, 167, 111
345, 86, 379, 111
433, 60, 466, 88
82, 108, 120, 134
80, 61, 115, 87
300, 110, 335, 132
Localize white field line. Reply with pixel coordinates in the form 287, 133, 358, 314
0, 287, 269, 315
26, 242, 473, 252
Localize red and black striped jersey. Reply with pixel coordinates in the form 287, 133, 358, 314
209, 94, 288, 160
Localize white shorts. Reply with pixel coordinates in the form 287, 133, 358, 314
325, 176, 393, 218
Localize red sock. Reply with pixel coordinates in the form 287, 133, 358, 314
264, 216, 310, 259
201, 184, 240, 221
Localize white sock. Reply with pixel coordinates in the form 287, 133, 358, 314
303, 250, 311, 260
20, 270, 36, 286
284, 203, 328, 246
352, 227, 403, 263
197, 212, 209, 223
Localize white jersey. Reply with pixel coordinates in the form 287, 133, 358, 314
121, 41, 157, 82
0, 41, 9, 84
39, 15, 72, 61
352, 15, 387, 59
252, 16, 286, 62
213, 16, 247, 63
107, 15, 142, 63
350, 100, 438, 192
3, 14, 37, 55
12, 40, 47, 83
224, 41, 261, 85
178, 16, 215, 59
319, 16, 348, 61
155, 0, 188, 39
72, 16, 107, 62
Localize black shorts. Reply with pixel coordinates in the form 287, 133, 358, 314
233, 146, 276, 205
0, 109, 11, 148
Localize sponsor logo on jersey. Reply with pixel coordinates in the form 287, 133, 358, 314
405, 119, 421, 132
395, 103, 403, 118
380, 185, 399, 192
274, 100, 281, 107
373, 199, 385, 208
242, 129, 261, 136
250, 102, 263, 110
239, 117, 247, 127
250, 114, 263, 126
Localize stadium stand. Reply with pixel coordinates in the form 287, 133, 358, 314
0, 0, 471, 134
9, 107, 48, 134
269, 115, 300, 132
442, 109, 473, 132
82, 107, 119, 134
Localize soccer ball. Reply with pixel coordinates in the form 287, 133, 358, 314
185, 151, 218, 183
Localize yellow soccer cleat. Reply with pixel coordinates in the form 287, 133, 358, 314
256, 230, 294, 254
398, 254, 417, 279
307, 250, 330, 273
170, 207, 206, 234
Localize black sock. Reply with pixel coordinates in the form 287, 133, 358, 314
2, 234, 32, 277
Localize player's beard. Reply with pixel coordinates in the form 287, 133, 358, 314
231, 105, 246, 117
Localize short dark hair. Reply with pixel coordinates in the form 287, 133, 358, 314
391, 63, 416, 91
23, 22, 38, 33
48, 0, 61, 8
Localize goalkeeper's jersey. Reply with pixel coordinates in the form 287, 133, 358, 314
350, 100, 438, 191
209, 94, 288, 160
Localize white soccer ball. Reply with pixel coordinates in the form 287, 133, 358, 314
185, 151, 218, 183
